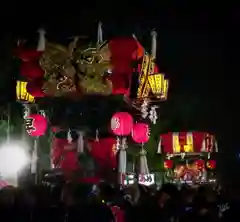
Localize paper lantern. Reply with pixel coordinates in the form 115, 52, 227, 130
164, 159, 173, 169
207, 160, 216, 169
25, 114, 47, 136
195, 159, 205, 169
111, 112, 133, 136
131, 123, 150, 144
16, 81, 35, 103
20, 62, 45, 79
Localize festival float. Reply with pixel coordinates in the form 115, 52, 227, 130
158, 132, 218, 185
15, 23, 169, 186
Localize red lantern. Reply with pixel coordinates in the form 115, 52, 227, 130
131, 123, 150, 144
111, 112, 133, 136
164, 159, 173, 169
207, 160, 216, 169
195, 159, 205, 169
20, 62, 45, 79
25, 114, 47, 136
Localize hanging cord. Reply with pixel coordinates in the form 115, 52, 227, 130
31, 138, 39, 184
77, 131, 84, 153
95, 129, 99, 142
22, 104, 30, 141
67, 129, 72, 143
34, 105, 40, 184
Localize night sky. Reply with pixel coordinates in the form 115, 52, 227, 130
0, 5, 237, 182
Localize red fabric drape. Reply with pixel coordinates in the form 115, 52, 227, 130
161, 133, 173, 153
88, 138, 117, 169
109, 37, 138, 95
51, 137, 79, 171
15, 47, 43, 62
110, 206, 125, 222
78, 177, 101, 184
26, 80, 45, 97
161, 132, 214, 154
20, 62, 44, 79
192, 132, 205, 152
17, 45, 46, 98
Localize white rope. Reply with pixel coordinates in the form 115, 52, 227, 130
67, 129, 72, 143
97, 21, 103, 44
151, 30, 157, 59
37, 28, 46, 51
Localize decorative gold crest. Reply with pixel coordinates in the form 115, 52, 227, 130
39, 40, 112, 97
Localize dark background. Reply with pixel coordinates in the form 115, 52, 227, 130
0, 4, 237, 184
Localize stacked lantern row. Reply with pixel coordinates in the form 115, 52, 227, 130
50, 112, 150, 173
164, 159, 216, 170
158, 132, 218, 154
16, 42, 45, 99
16, 36, 169, 108
111, 112, 150, 144
16, 30, 168, 179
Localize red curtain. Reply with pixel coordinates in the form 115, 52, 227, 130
88, 138, 117, 169
109, 37, 138, 95
17, 45, 45, 98
15, 47, 43, 62
51, 137, 79, 172
192, 132, 205, 152
161, 133, 173, 153
20, 62, 44, 79
78, 177, 101, 184
161, 132, 213, 153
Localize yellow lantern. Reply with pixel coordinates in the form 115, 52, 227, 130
160, 79, 169, 100
183, 144, 193, 152
148, 73, 165, 97
16, 81, 35, 103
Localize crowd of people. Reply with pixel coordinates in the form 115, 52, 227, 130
0, 182, 238, 222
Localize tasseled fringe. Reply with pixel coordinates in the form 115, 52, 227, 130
118, 138, 127, 184
139, 148, 149, 174
77, 131, 84, 153
67, 129, 72, 143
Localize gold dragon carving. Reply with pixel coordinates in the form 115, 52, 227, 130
39, 38, 112, 97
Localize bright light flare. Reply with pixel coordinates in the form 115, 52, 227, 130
0, 143, 30, 177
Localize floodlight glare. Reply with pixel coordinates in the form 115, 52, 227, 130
0, 143, 30, 177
